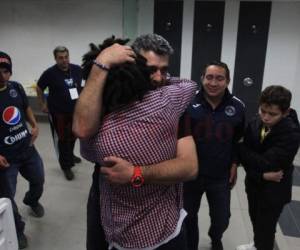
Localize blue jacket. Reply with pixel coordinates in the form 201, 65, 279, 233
179, 88, 245, 179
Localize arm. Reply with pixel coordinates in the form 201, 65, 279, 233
100, 135, 198, 185
72, 44, 136, 139
239, 123, 300, 182
36, 86, 48, 113
229, 163, 238, 188
230, 109, 245, 188
25, 106, 39, 144
263, 170, 283, 182
240, 134, 298, 173
0, 155, 9, 168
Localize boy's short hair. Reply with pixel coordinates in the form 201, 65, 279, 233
260, 85, 291, 112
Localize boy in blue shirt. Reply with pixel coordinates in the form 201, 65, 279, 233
237, 85, 300, 250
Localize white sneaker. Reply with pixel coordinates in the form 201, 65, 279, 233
236, 242, 256, 250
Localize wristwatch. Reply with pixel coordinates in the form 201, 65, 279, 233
130, 166, 144, 188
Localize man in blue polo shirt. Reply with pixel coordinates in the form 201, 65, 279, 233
36, 46, 82, 180
179, 61, 245, 250
0, 51, 45, 249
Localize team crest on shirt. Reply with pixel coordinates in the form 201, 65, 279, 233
65, 78, 74, 87
2, 106, 21, 125
192, 103, 201, 109
9, 89, 18, 98
225, 105, 236, 116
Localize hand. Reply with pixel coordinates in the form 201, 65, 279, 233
96, 44, 136, 68
263, 170, 283, 182
229, 163, 237, 189
0, 155, 9, 168
100, 156, 134, 184
30, 126, 39, 145
41, 103, 48, 113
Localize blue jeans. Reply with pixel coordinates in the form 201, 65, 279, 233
0, 146, 44, 236
183, 176, 231, 250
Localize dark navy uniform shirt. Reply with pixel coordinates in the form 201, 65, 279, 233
37, 64, 82, 114
0, 81, 31, 160
179, 88, 245, 179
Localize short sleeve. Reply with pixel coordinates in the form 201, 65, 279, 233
37, 70, 49, 90
163, 77, 197, 115
178, 111, 192, 139
15, 82, 29, 110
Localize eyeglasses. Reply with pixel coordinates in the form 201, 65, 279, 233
148, 66, 169, 75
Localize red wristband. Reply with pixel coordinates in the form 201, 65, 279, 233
130, 166, 144, 188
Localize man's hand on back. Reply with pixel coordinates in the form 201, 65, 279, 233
96, 44, 136, 69
100, 156, 134, 184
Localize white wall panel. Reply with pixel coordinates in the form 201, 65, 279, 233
180, 0, 195, 79
263, 2, 300, 113
0, 0, 123, 90
137, 0, 154, 36
221, 0, 239, 92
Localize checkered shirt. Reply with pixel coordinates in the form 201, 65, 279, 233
81, 78, 196, 249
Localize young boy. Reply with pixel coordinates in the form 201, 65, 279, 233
236, 85, 300, 250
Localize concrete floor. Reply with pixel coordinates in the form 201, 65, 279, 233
12, 122, 300, 250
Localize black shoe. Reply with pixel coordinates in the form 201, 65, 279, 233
211, 240, 223, 250
63, 169, 74, 180
18, 233, 28, 249
73, 155, 82, 164
30, 202, 45, 218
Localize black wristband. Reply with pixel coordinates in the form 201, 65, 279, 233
93, 60, 109, 71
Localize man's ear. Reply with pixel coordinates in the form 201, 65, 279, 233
200, 75, 204, 83
283, 108, 291, 117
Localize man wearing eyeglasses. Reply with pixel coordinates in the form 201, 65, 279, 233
179, 61, 246, 250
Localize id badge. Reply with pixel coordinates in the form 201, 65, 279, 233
69, 88, 79, 100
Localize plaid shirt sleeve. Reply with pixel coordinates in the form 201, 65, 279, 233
163, 77, 197, 115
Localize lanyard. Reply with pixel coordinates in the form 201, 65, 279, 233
64, 68, 77, 88
260, 126, 270, 143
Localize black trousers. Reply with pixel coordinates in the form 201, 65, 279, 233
86, 166, 108, 250
49, 113, 76, 170
246, 183, 284, 250
183, 177, 231, 250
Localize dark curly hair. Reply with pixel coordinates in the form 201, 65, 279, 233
82, 36, 155, 115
